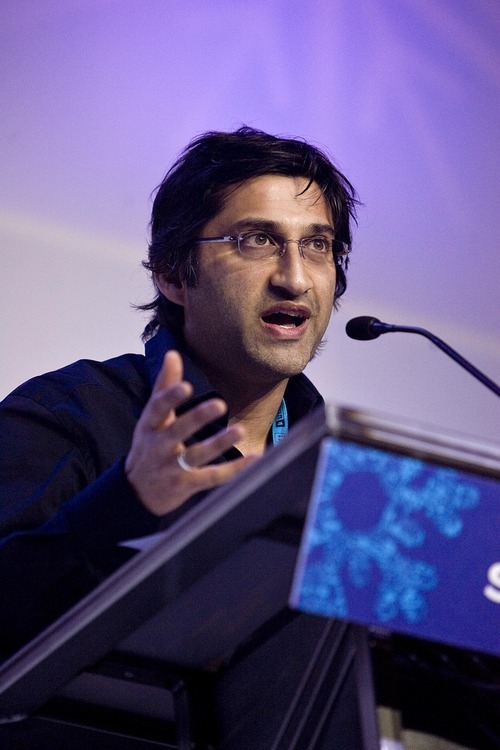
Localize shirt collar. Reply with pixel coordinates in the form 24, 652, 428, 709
144, 326, 215, 398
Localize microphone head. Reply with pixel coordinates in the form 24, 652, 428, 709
345, 316, 382, 341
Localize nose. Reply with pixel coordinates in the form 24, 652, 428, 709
269, 240, 312, 296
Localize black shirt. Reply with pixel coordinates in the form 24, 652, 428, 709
0, 327, 323, 652
1, 329, 498, 747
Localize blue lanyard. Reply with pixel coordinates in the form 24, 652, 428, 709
272, 399, 289, 445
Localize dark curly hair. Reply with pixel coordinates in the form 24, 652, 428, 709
140, 126, 359, 338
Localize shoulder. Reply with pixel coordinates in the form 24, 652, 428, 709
285, 373, 324, 426
2, 353, 150, 414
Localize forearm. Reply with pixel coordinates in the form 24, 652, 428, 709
0, 460, 160, 654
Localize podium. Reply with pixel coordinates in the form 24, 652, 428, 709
0, 405, 498, 748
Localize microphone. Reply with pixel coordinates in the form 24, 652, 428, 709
346, 316, 500, 398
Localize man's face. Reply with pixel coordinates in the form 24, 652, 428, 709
160, 174, 337, 390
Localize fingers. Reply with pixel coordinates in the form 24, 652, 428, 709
125, 350, 258, 516
182, 453, 259, 496
150, 451, 258, 517
143, 351, 193, 431
144, 351, 229, 443
154, 350, 184, 392
176, 423, 243, 471
127, 424, 256, 517
167, 397, 228, 444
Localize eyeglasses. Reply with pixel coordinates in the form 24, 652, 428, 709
196, 230, 350, 267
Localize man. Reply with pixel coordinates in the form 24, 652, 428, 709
1, 129, 496, 750
0, 126, 358, 653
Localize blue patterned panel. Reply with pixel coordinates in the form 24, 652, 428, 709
291, 438, 500, 656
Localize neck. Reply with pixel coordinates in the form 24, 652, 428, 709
215, 376, 289, 456
181, 338, 289, 455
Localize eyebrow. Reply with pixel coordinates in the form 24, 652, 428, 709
229, 218, 336, 237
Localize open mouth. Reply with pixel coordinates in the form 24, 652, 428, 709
261, 310, 308, 328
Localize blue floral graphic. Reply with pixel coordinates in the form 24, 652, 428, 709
298, 440, 480, 624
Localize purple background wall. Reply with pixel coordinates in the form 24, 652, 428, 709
1, 0, 499, 442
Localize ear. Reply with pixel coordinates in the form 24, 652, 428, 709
155, 273, 187, 307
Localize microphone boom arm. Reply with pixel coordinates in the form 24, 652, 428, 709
348, 317, 500, 399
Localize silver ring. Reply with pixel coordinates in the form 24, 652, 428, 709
177, 450, 194, 472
